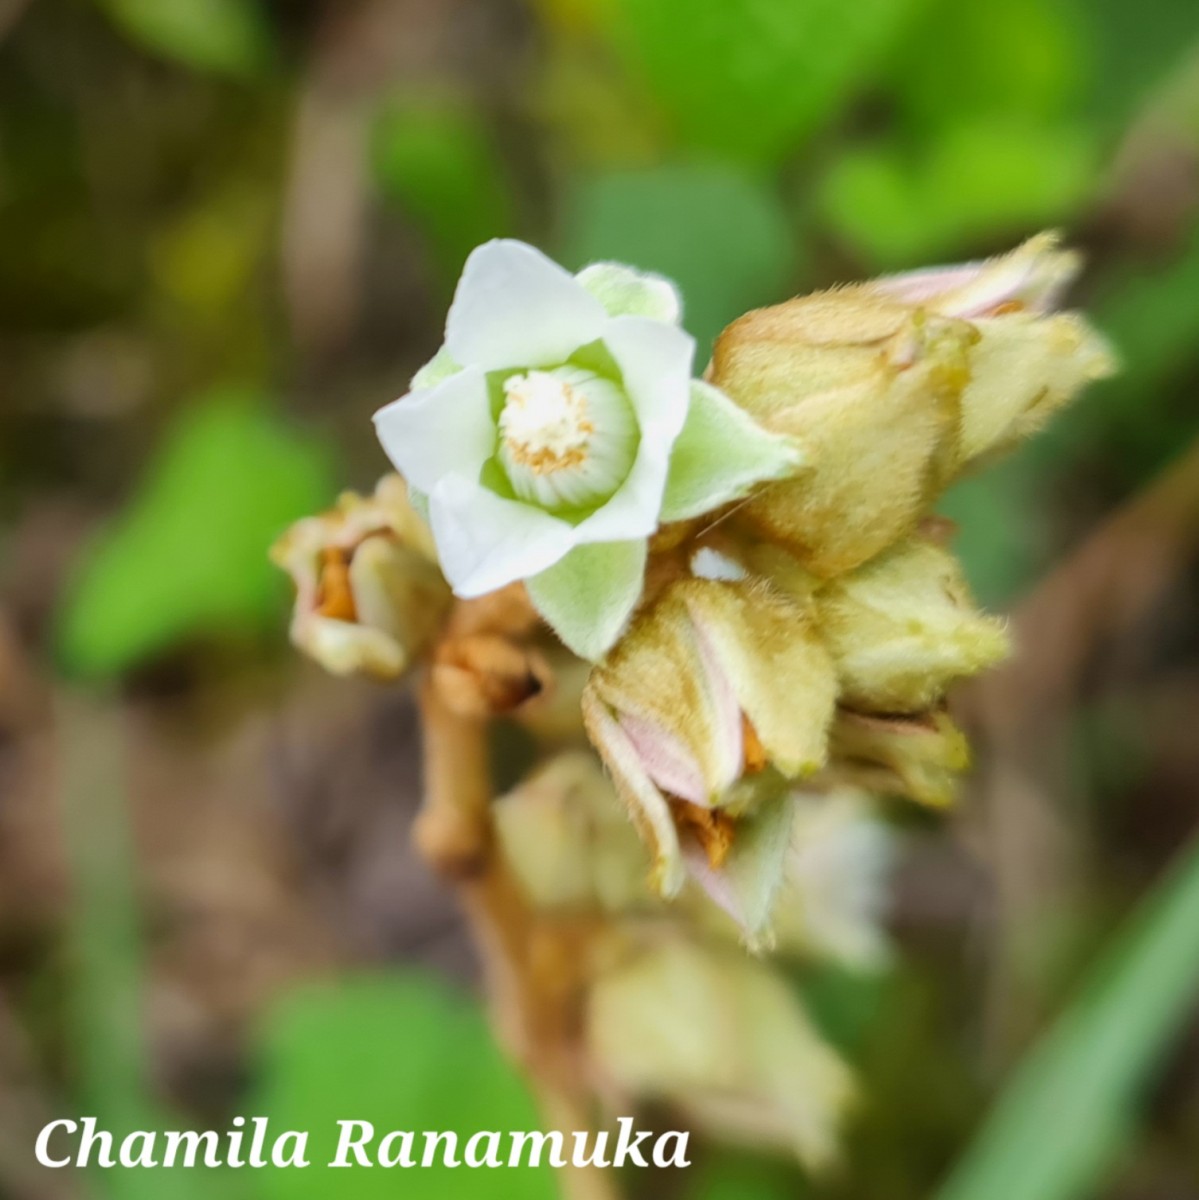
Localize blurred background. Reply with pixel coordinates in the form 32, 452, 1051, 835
2, 0, 1199, 1197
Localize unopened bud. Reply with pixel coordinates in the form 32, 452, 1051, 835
816, 536, 1009, 713
711, 294, 974, 576
586, 932, 855, 1170
823, 709, 970, 809
493, 754, 650, 914
271, 475, 449, 680
584, 577, 837, 897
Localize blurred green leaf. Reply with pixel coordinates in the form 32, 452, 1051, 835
59, 695, 247, 1200
371, 98, 515, 277
99, 0, 274, 77
939, 454, 1049, 609
150, 184, 271, 317
799, 964, 892, 1058
887, 0, 1090, 132
562, 163, 797, 353
1071, 225, 1199, 476
688, 1150, 803, 1200
1085, 0, 1199, 124
819, 118, 1097, 268
250, 973, 555, 1199
601, 0, 921, 163
57, 390, 333, 679
936, 830, 1199, 1200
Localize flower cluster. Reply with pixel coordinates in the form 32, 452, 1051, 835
273, 231, 1114, 1169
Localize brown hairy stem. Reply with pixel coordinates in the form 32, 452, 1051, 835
414, 667, 620, 1200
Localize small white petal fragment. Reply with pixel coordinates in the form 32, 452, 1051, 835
690, 546, 749, 582
445, 239, 607, 370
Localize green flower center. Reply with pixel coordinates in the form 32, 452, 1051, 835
497, 366, 637, 512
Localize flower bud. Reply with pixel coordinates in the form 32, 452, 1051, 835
710, 233, 1115, 576
710, 293, 975, 576
869, 232, 1116, 470
493, 754, 650, 914
816, 536, 1009, 713
586, 931, 855, 1170
583, 578, 837, 895
271, 475, 450, 680
823, 709, 970, 809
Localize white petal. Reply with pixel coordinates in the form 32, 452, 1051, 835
572, 443, 664, 543
445, 239, 607, 370
603, 314, 695, 440
427, 474, 575, 597
373, 367, 494, 494
566, 318, 695, 544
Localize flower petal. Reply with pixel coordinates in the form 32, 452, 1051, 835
573, 437, 672, 543
373, 367, 494, 494
585, 933, 856, 1171
445, 239, 608, 370
618, 713, 709, 806
603, 314, 695, 439
956, 312, 1116, 465
816, 535, 1010, 713
576, 262, 682, 323
682, 581, 837, 779
872, 232, 1081, 318
662, 381, 806, 522
525, 538, 647, 661
427, 475, 575, 597
825, 709, 969, 809
684, 781, 795, 940
589, 585, 743, 805
775, 790, 894, 970
582, 688, 686, 897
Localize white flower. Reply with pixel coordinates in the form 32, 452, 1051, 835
374, 240, 801, 660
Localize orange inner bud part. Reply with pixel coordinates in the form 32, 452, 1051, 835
669, 799, 737, 870
742, 715, 768, 774
315, 548, 358, 621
